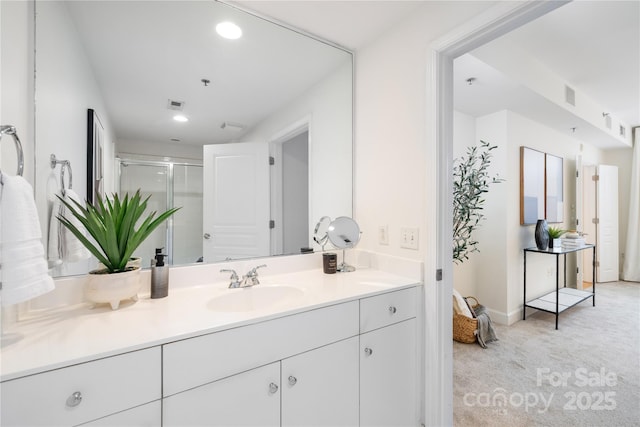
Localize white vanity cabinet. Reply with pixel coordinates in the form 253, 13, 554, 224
281, 336, 359, 426
359, 287, 418, 426
0, 347, 161, 427
163, 362, 281, 427
162, 301, 360, 426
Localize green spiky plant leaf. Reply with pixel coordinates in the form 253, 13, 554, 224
57, 190, 180, 273
547, 226, 567, 239
453, 140, 504, 264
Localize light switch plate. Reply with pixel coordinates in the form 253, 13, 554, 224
400, 227, 419, 250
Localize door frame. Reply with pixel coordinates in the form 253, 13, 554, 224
427, 1, 568, 425
268, 116, 312, 255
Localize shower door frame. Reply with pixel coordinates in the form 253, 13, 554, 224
117, 158, 202, 265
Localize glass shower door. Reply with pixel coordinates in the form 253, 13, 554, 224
119, 162, 169, 268
173, 164, 203, 264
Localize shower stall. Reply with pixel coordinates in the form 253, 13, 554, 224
118, 158, 203, 268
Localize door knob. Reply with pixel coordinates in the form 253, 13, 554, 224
269, 382, 279, 394
288, 375, 298, 386
204, 233, 211, 239
364, 347, 373, 356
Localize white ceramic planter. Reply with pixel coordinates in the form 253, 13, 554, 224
85, 267, 142, 310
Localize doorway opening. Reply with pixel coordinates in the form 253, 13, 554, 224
428, 2, 568, 425
270, 119, 311, 256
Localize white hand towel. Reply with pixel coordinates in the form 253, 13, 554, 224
48, 189, 90, 263
1, 174, 55, 306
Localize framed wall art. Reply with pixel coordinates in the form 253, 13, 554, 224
520, 146, 545, 225
545, 153, 564, 223
87, 108, 104, 204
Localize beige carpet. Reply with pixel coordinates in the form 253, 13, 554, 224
453, 281, 640, 427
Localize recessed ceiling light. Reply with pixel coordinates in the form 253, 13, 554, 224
216, 21, 242, 40
173, 115, 189, 123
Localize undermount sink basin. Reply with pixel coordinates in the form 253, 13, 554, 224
207, 285, 304, 312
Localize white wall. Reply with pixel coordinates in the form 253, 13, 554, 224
242, 60, 353, 241
34, 1, 116, 277
453, 109, 607, 323
1, 1, 34, 184
355, 1, 494, 262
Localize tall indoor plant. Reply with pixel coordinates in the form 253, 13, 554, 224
453, 140, 503, 263
58, 189, 180, 309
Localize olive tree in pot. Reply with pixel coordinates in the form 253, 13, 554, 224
453, 140, 504, 264
58, 190, 180, 309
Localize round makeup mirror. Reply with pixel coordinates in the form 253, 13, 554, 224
327, 216, 361, 272
313, 216, 332, 250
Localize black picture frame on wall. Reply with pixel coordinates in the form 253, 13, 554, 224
87, 108, 104, 205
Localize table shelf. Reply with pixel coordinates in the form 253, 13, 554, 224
523, 244, 596, 329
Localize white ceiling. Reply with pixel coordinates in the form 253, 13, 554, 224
64, 1, 350, 146
236, 0, 639, 148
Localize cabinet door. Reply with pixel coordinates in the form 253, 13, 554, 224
360, 319, 417, 427
282, 337, 359, 427
163, 362, 280, 427
76, 401, 161, 426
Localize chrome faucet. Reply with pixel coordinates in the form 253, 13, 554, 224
220, 264, 267, 288
220, 269, 242, 288
241, 264, 267, 287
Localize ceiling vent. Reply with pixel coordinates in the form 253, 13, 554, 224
220, 121, 246, 131
167, 99, 185, 111
564, 85, 575, 106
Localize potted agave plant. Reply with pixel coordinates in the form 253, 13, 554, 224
547, 226, 567, 249
57, 190, 180, 310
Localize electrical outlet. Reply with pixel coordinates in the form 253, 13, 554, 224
378, 225, 389, 245
400, 227, 419, 250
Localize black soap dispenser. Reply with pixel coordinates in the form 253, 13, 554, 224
151, 248, 169, 299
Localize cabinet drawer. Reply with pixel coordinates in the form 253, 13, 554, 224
163, 300, 359, 396
0, 347, 161, 427
360, 287, 417, 333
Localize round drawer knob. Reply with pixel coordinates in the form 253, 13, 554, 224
203, 233, 211, 240
66, 391, 83, 407
364, 347, 373, 356
389, 305, 397, 314
288, 376, 298, 386
269, 382, 279, 394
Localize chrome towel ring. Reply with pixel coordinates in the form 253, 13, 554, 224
0, 124, 25, 178
50, 154, 73, 196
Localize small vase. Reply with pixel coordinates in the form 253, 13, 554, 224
534, 219, 549, 250
85, 267, 141, 310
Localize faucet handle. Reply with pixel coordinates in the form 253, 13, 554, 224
249, 264, 267, 276
221, 269, 241, 288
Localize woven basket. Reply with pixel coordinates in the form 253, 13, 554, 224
453, 296, 479, 344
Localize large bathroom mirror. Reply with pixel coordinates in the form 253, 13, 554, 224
34, 0, 353, 277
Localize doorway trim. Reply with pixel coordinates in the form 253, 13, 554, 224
269, 116, 312, 255
426, 1, 568, 425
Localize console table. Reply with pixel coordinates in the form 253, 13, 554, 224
523, 244, 596, 329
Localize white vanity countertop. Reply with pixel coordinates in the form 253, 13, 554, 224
0, 267, 420, 381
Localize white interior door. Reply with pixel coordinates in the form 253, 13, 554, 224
596, 165, 619, 282
582, 164, 597, 284
203, 142, 270, 262
575, 155, 584, 289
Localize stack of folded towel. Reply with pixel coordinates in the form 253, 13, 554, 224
1, 174, 55, 306
48, 189, 90, 264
